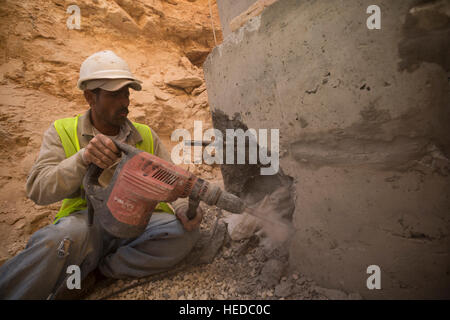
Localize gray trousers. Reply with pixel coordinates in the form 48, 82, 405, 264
0, 210, 199, 299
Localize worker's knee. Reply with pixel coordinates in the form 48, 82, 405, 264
148, 213, 199, 242
165, 219, 200, 258
167, 228, 199, 268
136, 216, 199, 258
181, 227, 200, 249
177, 228, 199, 258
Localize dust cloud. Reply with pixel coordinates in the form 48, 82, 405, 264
246, 186, 296, 246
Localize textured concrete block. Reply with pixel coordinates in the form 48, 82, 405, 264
204, 0, 450, 299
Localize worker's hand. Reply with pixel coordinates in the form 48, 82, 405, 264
83, 134, 120, 169
175, 205, 204, 232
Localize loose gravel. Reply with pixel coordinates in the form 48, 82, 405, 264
86, 205, 333, 300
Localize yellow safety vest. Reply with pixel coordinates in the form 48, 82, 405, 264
53, 114, 173, 223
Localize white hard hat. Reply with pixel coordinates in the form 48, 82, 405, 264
77, 50, 142, 91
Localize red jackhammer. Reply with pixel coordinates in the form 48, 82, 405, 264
83, 140, 246, 238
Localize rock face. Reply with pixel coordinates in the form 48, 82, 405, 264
165, 75, 204, 89
204, 0, 450, 299
0, 0, 223, 263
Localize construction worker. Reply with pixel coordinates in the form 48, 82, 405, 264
0, 50, 202, 299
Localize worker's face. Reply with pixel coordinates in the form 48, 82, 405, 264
89, 86, 130, 127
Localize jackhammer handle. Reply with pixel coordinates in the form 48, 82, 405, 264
83, 163, 103, 227
112, 139, 138, 155
187, 197, 200, 220
83, 139, 138, 196
84, 164, 103, 195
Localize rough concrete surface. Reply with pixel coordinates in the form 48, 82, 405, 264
204, 0, 450, 299
216, 0, 258, 38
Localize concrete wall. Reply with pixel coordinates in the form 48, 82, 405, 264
216, 0, 258, 38
204, 0, 450, 299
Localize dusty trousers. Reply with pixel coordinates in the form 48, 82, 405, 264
0, 210, 199, 299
